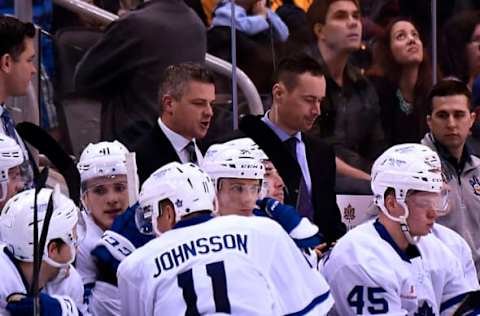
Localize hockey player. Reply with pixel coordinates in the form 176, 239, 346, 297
118, 162, 334, 315
322, 143, 476, 315
221, 137, 285, 202
202, 144, 265, 216
0, 187, 87, 315
75, 141, 130, 315
0, 134, 25, 210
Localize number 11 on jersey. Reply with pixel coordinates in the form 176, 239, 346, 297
178, 261, 231, 315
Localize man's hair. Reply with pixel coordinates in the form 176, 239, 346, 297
276, 53, 325, 91
306, 0, 360, 33
426, 79, 473, 114
439, 11, 480, 83
158, 62, 214, 113
0, 15, 35, 61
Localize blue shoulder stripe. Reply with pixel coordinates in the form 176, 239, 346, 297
440, 292, 468, 313
285, 290, 331, 316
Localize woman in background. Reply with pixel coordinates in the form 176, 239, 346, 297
369, 17, 431, 145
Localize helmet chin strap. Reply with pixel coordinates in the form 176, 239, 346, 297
43, 243, 76, 269
380, 199, 421, 245
397, 201, 421, 245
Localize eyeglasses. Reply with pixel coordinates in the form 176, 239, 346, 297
406, 189, 449, 215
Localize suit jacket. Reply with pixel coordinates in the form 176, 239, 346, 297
75, 0, 206, 147
239, 115, 346, 242
132, 123, 181, 185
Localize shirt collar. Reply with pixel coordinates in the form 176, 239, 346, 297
158, 117, 194, 152
306, 44, 364, 86
430, 133, 471, 173
173, 213, 214, 229
373, 219, 421, 263
261, 110, 302, 142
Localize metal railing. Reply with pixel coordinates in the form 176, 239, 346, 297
53, 0, 264, 117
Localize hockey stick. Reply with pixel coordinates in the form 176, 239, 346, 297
16, 122, 81, 206
30, 167, 49, 316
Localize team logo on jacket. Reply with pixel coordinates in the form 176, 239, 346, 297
469, 175, 480, 196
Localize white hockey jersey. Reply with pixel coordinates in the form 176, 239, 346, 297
432, 223, 480, 290
118, 214, 334, 316
0, 245, 87, 315
322, 219, 474, 316
76, 212, 120, 316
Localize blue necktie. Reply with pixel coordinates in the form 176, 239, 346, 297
284, 137, 315, 220
185, 141, 198, 165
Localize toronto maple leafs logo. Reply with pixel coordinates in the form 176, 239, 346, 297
175, 199, 183, 208
343, 204, 355, 222
469, 175, 480, 196
414, 301, 435, 316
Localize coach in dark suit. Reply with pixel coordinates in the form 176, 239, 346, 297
240, 54, 346, 242
133, 63, 215, 184
75, 0, 206, 147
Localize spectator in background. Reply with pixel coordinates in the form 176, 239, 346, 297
133, 63, 215, 185
208, 0, 288, 95
75, 0, 206, 147
0, 15, 36, 187
421, 79, 480, 281
369, 18, 431, 146
212, 0, 289, 42
305, 0, 386, 174
439, 11, 480, 89
439, 11, 480, 155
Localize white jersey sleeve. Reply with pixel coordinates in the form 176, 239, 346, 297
260, 219, 333, 315
117, 252, 147, 316
76, 214, 103, 285
88, 282, 120, 316
432, 223, 480, 291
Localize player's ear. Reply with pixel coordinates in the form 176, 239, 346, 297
384, 190, 398, 214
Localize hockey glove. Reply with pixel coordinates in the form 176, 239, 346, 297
91, 203, 154, 285
6, 292, 79, 316
253, 198, 324, 249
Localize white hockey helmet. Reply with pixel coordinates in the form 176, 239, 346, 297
136, 162, 215, 236
0, 135, 24, 202
371, 144, 445, 242
0, 188, 79, 268
202, 145, 265, 190
77, 141, 128, 187
223, 138, 269, 161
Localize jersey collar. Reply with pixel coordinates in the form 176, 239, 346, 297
373, 219, 421, 263
173, 214, 214, 229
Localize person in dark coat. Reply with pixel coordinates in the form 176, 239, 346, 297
75, 0, 206, 147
